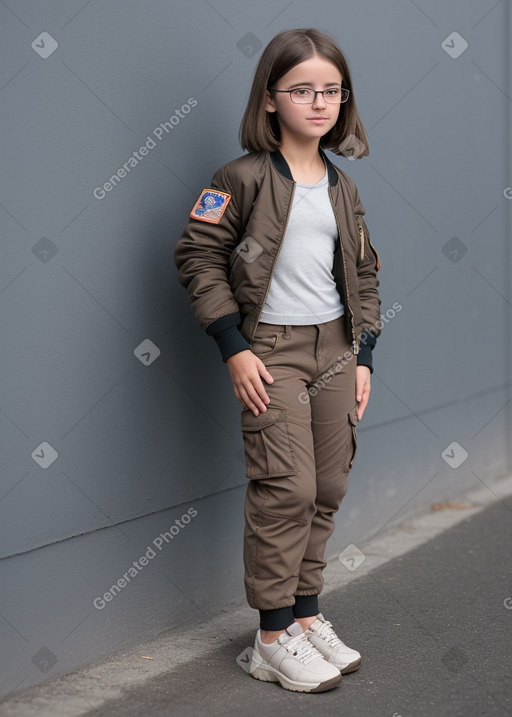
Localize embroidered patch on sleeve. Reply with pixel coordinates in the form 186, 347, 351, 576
190, 188, 232, 224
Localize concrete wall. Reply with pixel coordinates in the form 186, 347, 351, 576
0, 0, 510, 696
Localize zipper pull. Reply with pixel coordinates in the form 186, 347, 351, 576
352, 340, 359, 355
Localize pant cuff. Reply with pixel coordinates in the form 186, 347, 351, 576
259, 606, 295, 631
292, 594, 319, 618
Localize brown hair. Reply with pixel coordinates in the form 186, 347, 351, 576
239, 28, 369, 158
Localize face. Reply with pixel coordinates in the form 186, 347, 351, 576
266, 54, 343, 145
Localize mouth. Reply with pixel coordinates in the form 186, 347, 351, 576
307, 117, 329, 123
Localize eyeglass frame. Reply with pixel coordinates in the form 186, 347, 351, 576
267, 86, 350, 104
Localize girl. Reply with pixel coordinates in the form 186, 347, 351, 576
174, 28, 381, 693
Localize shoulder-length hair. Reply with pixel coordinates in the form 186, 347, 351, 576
239, 28, 369, 158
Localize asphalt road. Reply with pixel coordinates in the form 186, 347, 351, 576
81, 497, 512, 717
2, 485, 511, 717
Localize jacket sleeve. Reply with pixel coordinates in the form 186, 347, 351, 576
173, 164, 252, 362
353, 189, 381, 373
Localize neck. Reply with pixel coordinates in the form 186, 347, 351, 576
277, 135, 323, 169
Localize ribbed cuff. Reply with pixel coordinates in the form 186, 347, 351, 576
213, 325, 252, 362
356, 342, 373, 373
357, 329, 377, 374
205, 312, 252, 362
292, 594, 319, 618
259, 606, 295, 631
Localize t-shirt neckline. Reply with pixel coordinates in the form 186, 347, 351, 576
295, 160, 328, 188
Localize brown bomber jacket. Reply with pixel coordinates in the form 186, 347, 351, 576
174, 147, 382, 371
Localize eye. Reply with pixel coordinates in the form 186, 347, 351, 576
325, 88, 340, 97
291, 88, 312, 97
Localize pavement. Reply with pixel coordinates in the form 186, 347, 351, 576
1, 474, 512, 717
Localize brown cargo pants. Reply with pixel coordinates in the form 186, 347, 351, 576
241, 316, 359, 630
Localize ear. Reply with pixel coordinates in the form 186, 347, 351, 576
265, 89, 276, 113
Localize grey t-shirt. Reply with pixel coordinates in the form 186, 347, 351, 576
259, 162, 344, 324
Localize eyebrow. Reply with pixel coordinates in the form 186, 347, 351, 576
287, 81, 342, 89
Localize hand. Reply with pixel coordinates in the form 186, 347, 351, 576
355, 365, 371, 421
226, 350, 275, 416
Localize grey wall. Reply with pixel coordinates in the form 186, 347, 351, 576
1, 0, 510, 697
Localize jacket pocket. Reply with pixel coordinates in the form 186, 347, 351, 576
343, 405, 359, 472
355, 213, 381, 270
240, 408, 298, 479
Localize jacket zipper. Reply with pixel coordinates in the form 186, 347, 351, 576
356, 213, 381, 271
355, 214, 365, 263
253, 181, 297, 330
328, 188, 358, 354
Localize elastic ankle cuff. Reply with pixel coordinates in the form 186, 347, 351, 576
292, 594, 319, 618
259, 606, 295, 631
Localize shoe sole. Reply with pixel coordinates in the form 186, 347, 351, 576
249, 660, 342, 693
339, 657, 362, 674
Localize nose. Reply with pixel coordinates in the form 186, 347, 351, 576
311, 90, 327, 108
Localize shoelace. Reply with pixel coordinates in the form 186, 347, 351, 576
282, 632, 323, 665
310, 619, 344, 648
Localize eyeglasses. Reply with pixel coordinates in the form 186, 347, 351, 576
268, 87, 350, 104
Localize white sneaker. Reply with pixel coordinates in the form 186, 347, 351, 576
249, 621, 342, 692
304, 613, 362, 674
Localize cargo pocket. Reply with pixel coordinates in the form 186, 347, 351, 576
240, 408, 298, 479
342, 405, 359, 472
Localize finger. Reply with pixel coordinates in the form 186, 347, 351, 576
260, 366, 275, 384
238, 387, 261, 416
239, 381, 269, 415
360, 392, 370, 419
254, 381, 271, 405
252, 367, 272, 405
355, 375, 363, 402
256, 360, 274, 396
356, 377, 371, 404
357, 394, 369, 421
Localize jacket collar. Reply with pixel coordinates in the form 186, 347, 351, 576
269, 147, 338, 186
